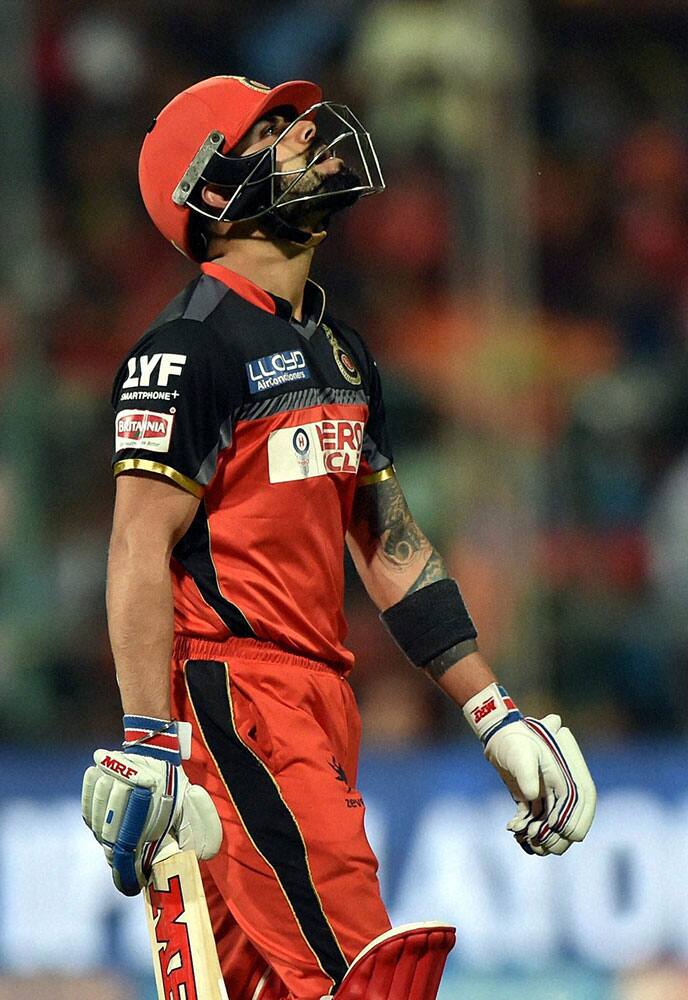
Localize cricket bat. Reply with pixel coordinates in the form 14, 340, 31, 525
143, 841, 229, 1000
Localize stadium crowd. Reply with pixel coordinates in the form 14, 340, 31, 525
2, 0, 687, 745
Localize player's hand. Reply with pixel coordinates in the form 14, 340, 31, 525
81, 717, 222, 895
463, 684, 596, 856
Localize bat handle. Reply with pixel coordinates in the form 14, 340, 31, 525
112, 786, 152, 896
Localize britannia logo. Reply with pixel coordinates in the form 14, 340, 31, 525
118, 414, 169, 439
115, 409, 174, 454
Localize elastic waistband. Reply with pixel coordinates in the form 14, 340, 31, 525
173, 634, 342, 674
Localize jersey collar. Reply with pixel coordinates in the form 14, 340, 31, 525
200, 261, 326, 329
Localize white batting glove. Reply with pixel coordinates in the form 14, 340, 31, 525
81, 716, 222, 895
463, 684, 596, 856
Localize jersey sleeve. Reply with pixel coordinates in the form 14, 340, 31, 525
333, 319, 394, 485
348, 335, 393, 485
359, 352, 394, 484
111, 319, 242, 497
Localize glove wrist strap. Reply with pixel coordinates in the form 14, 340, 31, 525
462, 683, 523, 747
122, 715, 192, 765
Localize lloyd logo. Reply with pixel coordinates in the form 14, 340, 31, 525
472, 697, 497, 725
246, 350, 310, 393
150, 875, 198, 1000
115, 410, 174, 453
123, 353, 187, 389
268, 419, 364, 483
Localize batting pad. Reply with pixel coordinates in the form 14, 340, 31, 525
323, 922, 456, 1000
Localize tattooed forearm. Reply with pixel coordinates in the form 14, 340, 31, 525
406, 548, 449, 595
352, 475, 427, 570
424, 639, 479, 681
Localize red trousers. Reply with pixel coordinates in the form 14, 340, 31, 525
171, 636, 391, 1000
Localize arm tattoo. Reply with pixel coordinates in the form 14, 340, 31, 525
352, 474, 450, 590
353, 475, 426, 569
424, 639, 479, 681
406, 548, 449, 595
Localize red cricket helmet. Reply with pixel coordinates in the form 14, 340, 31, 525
138, 75, 322, 259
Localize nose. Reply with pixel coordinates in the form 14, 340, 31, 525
289, 117, 317, 148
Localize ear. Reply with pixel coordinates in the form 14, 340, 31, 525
200, 185, 230, 210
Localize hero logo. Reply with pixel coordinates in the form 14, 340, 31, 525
115, 410, 174, 453
472, 697, 497, 724
122, 353, 187, 389
268, 419, 364, 483
246, 350, 310, 393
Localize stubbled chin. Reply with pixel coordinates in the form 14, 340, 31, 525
313, 157, 345, 176
274, 164, 362, 226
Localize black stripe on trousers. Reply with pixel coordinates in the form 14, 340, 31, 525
185, 659, 349, 988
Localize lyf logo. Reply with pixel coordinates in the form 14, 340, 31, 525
123, 353, 187, 389
101, 755, 138, 780
472, 698, 497, 725
150, 874, 198, 1000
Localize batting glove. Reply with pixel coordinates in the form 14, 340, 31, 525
463, 684, 596, 856
81, 716, 222, 895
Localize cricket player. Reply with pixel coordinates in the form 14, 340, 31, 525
81, 76, 596, 1000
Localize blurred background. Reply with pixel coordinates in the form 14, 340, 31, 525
1, 0, 688, 997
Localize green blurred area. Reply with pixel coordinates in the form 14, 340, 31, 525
1, 0, 687, 745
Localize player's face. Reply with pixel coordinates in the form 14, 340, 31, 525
234, 111, 343, 179
234, 110, 362, 225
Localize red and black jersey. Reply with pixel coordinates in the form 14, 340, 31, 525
112, 262, 393, 671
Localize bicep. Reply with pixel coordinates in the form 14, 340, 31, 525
111, 471, 200, 553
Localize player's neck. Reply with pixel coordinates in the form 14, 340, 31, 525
207, 234, 322, 322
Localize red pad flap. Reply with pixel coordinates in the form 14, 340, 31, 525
330, 922, 456, 1000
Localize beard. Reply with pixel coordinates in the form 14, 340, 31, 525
272, 163, 363, 228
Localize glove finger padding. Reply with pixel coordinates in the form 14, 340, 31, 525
506, 799, 533, 834
92, 749, 178, 847
175, 784, 223, 860
81, 750, 182, 895
488, 728, 544, 803
81, 765, 100, 831
519, 719, 596, 854
465, 684, 596, 857
507, 797, 545, 835
548, 726, 597, 842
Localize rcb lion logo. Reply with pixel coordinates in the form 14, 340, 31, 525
323, 325, 362, 386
